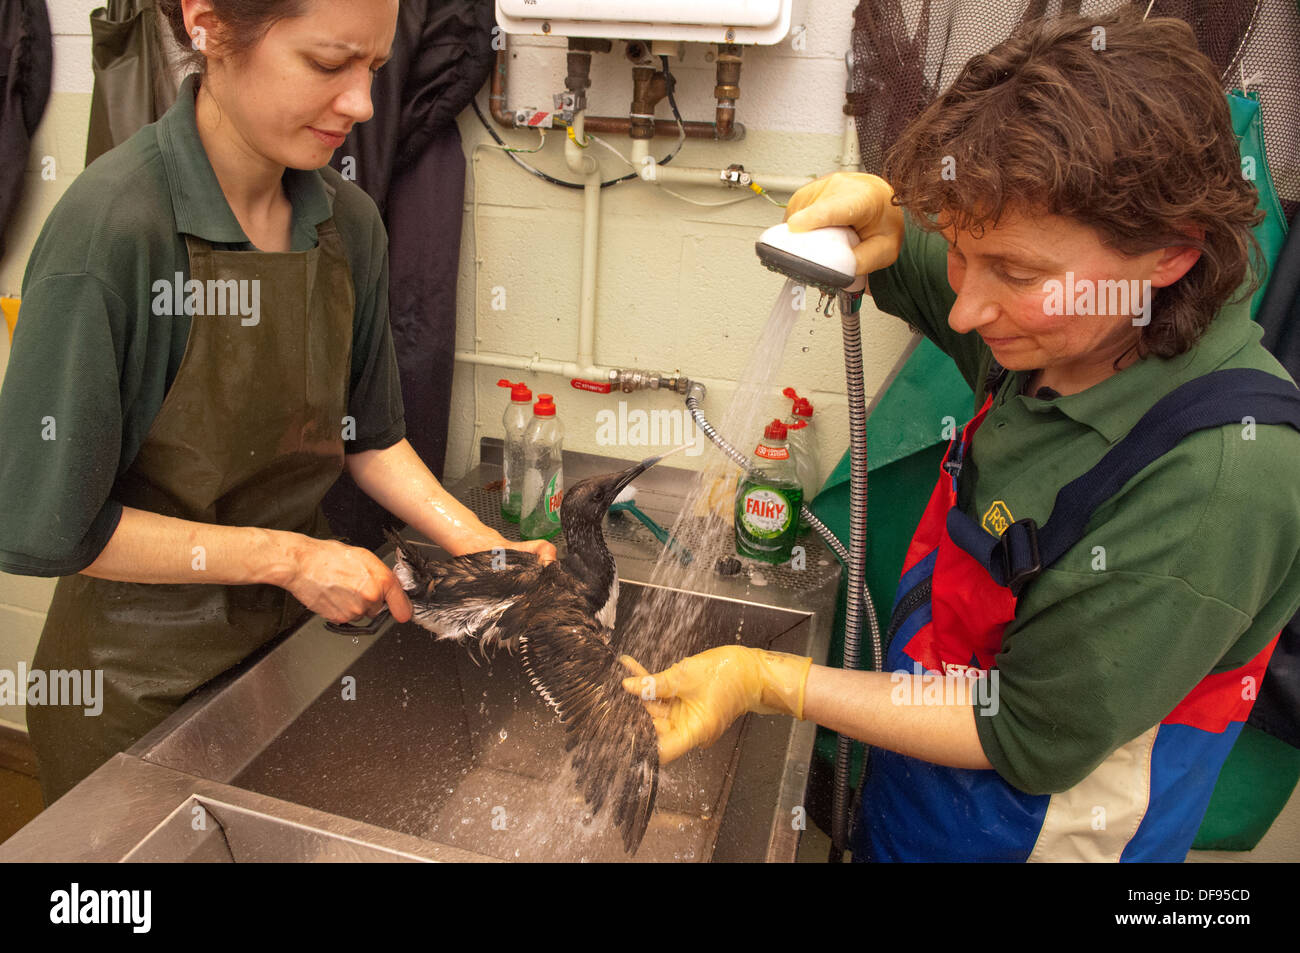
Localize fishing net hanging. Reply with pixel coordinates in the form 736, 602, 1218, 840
849, 0, 1300, 220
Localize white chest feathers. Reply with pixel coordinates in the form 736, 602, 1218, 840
595, 575, 618, 640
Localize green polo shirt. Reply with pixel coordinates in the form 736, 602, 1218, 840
869, 218, 1300, 794
0, 73, 405, 577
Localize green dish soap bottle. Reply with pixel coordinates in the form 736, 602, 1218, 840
735, 419, 803, 564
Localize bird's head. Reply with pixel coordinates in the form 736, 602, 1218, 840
559, 452, 669, 537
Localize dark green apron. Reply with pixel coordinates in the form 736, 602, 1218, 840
27, 214, 355, 805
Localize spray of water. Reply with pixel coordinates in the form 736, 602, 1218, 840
414, 278, 808, 861
621, 278, 806, 674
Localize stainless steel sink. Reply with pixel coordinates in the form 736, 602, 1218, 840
0, 443, 839, 863
123, 795, 439, 863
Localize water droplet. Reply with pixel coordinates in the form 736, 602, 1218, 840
801, 346, 809, 353
499, 728, 508, 742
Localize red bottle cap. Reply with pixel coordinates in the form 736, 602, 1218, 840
764, 419, 787, 440
534, 394, 556, 416
783, 386, 814, 418
498, 379, 532, 401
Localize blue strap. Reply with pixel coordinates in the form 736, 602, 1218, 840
950, 369, 1300, 594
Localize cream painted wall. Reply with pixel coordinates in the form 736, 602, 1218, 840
446, 6, 917, 485
0, 1, 100, 730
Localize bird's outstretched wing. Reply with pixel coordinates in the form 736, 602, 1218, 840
386, 529, 545, 657
386, 530, 658, 852
511, 597, 660, 853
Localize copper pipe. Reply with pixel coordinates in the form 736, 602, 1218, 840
565, 37, 611, 113
567, 50, 593, 109
629, 66, 669, 139
714, 44, 742, 141
489, 41, 513, 127
488, 40, 743, 140
581, 113, 729, 139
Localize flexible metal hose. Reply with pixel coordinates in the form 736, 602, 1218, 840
685, 390, 850, 564
830, 291, 880, 861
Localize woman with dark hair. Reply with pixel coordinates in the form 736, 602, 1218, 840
0, 0, 554, 803
624, 10, 1300, 861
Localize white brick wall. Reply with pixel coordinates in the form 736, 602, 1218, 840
0, 1, 100, 730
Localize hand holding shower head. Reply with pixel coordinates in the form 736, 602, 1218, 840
755, 223, 868, 297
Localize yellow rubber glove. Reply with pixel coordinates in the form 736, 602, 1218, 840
621, 647, 813, 764
783, 171, 905, 277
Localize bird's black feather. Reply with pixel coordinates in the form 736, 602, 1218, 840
382, 457, 666, 853
385, 528, 545, 656
505, 580, 659, 852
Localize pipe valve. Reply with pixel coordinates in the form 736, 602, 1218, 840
608, 367, 696, 395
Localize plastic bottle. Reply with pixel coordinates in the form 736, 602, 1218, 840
498, 379, 533, 522
735, 419, 803, 564
520, 393, 564, 541
783, 386, 820, 532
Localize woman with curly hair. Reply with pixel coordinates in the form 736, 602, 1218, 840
626, 9, 1300, 862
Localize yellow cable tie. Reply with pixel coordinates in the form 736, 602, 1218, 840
567, 126, 590, 148
749, 182, 764, 195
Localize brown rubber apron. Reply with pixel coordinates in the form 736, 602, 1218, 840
27, 214, 354, 805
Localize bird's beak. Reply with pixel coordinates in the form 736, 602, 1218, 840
611, 452, 670, 499
611, 456, 657, 497
610, 442, 691, 498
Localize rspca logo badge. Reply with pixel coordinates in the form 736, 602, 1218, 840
982, 500, 1014, 536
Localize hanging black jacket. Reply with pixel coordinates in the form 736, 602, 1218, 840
321, 0, 497, 550
0, 0, 51, 265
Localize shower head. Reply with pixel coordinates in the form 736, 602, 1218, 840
755, 223, 867, 297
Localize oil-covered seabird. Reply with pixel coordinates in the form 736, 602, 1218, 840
386, 454, 670, 853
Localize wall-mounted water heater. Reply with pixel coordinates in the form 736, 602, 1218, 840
495, 0, 793, 45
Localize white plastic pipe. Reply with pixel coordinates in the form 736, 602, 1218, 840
628, 138, 814, 193
455, 349, 610, 381
578, 183, 600, 368
454, 348, 741, 397
662, 165, 814, 193
840, 111, 861, 171
566, 111, 601, 371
